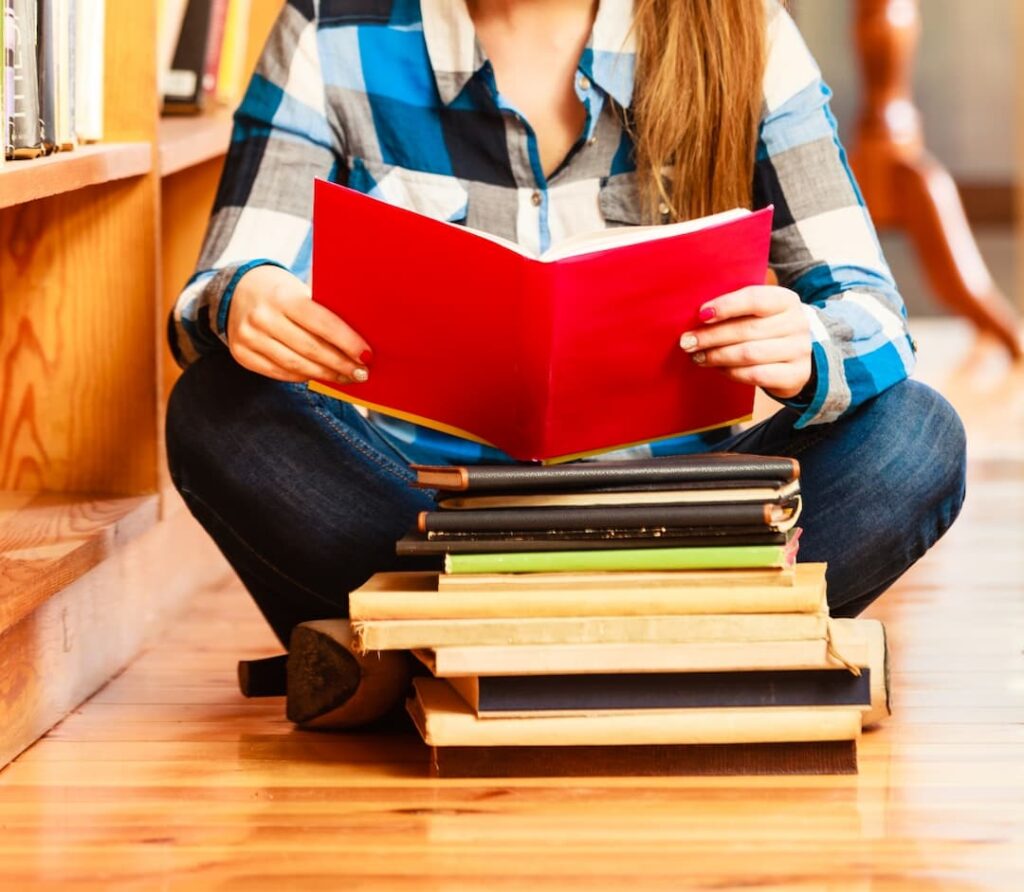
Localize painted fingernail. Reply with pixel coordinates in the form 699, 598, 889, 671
351, 367, 369, 383
359, 348, 374, 366
679, 333, 698, 351
699, 306, 716, 323
692, 351, 706, 364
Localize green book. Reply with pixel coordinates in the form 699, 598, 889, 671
443, 543, 795, 575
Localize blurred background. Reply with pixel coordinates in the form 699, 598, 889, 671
796, 0, 1019, 317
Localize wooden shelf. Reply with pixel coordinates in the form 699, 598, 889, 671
158, 110, 235, 177
0, 492, 159, 637
0, 143, 152, 210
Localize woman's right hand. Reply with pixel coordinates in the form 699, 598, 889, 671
226, 265, 373, 384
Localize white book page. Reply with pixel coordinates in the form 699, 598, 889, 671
447, 207, 752, 260
540, 207, 752, 262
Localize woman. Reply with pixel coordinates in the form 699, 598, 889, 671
166, 0, 966, 707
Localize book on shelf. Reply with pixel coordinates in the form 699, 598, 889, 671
161, 0, 212, 113
442, 667, 872, 717
202, 0, 229, 95
353, 611, 830, 652
157, 0, 189, 91
215, 0, 251, 103
310, 179, 774, 463
75, 0, 104, 142
37, 0, 75, 152
426, 740, 858, 778
1, 1, 9, 165
407, 677, 864, 747
159, 0, 253, 113
9, 0, 42, 158
348, 563, 826, 621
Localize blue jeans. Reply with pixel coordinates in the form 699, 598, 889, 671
165, 351, 967, 646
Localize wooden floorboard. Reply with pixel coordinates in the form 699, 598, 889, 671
0, 321, 1022, 890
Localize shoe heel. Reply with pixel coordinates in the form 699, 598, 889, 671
286, 619, 412, 729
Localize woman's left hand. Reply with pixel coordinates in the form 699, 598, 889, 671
678, 286, 813, 400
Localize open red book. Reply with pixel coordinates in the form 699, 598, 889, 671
310, 179, 773, 463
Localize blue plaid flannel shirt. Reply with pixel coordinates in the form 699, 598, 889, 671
169, 0, 917, 465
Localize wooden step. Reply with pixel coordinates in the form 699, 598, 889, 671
0, 492, 228, 766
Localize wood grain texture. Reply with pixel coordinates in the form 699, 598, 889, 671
0, 500, 230, 768
0, 493, 157, 635
158, 112, 234, 177
0, 179, 160, 493
0, 322, 1021, 889
0, 145, 153, 210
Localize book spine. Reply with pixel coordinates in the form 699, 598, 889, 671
36, 0, 55, 150
419, 501, 784, 534
522, 259, 555, 460
467, 669, 872, 714
202, 0, 228, 95
349, 581, 822, 620
444, 543, 792, 574
10, 0, 41, 155
415, 455, 799, 493
396, 529, 787, 556
74, 0, 103, 142
354, 612, 828, 651
2, 1, 11, 159
430, 741, 858, 778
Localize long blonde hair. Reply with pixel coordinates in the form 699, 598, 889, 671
631, 0, 767, 222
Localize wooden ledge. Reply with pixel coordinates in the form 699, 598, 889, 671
0, 492, 159, 636
158, 110, 235, 177
0, 143, 153, 210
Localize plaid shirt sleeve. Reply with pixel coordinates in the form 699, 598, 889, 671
754, 4, 917, 427
167, 1, 338, 369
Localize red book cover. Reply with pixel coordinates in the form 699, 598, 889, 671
310, 179, 773, 463
202, 0, 229, 94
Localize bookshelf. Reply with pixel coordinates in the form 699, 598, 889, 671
0, 0, 284, 766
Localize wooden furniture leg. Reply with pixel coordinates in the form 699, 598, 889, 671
850, 0, 1021, 358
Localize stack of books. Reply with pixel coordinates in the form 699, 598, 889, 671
348, 454, 890, 778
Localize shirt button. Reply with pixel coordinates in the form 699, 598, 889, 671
578, 74, 591, 91
530, 190, 542, 207
587, 135, 598, 146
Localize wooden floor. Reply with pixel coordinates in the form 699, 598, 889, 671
1, 321, 1022, 890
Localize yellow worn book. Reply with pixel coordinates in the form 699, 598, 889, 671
833, 617, 890, 726
407, 677, 863, 747
349, 563, 827, 621
353, 611, 829, 652
437, 565, 797, 591
414, 630, 870, 678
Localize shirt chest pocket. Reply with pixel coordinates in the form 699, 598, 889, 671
346, 157, 469, 225
597, 171, 648, 227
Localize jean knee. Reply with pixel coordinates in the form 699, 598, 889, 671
880, 379, 967, 527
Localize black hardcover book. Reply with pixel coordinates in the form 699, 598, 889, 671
430, 740, 858, 778
396, 527, 789, 556
162, 0, 212, 113
417, 498, 800, 535
413, 453, 800, 493
458, 669, 871, 715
